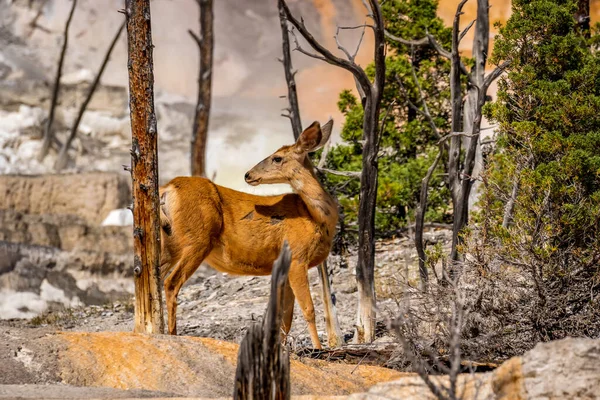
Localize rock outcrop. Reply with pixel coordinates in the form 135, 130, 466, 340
348, 337, 600, 400
0, 173, 130, 225
0, 173, 133, 319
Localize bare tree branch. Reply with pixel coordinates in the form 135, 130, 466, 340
483, 60, 511, 90
339, 24, 375, 31
190, 0, 214, 177
385, 30, 429, 46
317, 140, 331, 169
408, 48, 442, 139
317, 167, 361, 179
187, 29, 201, 47
280, 0, 372, 95
458, 19, 476, 43
333, 27, 352, 61
437, 131, 478, 144
289, 29, 330, 63
38, 0, 77, 162
55, 20, 125, 171
415, 148, 442, 291
385, 29, 478, 87
278, 1, 302, 140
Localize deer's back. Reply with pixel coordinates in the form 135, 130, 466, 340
162, 176, 333, 275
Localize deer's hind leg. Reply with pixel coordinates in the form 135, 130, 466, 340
164, 244, 212, 335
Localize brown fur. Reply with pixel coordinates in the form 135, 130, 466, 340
160, 120, 337, 349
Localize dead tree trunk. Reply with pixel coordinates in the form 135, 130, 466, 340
451, 0, 508, 267
279, 6, 344, 347
234, 243, 291, 400
415, 151, 442, 290
386, 0, 509, 277
55, 20, 125, 171
124, 0, 164, 334
446, 0, 470, 267
189, 0, 214, 177
38, 0, 77, 162
281, 0, 386, 344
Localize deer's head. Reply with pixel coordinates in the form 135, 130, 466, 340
244, 119, 333, 186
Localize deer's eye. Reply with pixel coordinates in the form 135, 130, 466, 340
273, 156, 283, 163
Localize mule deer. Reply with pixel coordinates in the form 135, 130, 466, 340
159, 120, 338, 349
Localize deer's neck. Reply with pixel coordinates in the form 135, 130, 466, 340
289, 161, 338, 230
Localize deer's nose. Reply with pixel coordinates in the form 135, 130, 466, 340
244, 172, 250, 181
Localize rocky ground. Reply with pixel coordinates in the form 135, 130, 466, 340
2, 230, 451, 349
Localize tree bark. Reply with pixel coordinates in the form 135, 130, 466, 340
234, 243, 291, 400
190, 0, 214, 177
281, 0, 385, 344
278, 1, 302, 141
55, 21, 125, 171
451, 0, 490, 266
355, 1, 386, 343
38, 0, 77, 162
386, 0, 508, 270
125, 0, 164, 334
415, 150, 442, 290
447, 1, 468, 267
279, 0, 343, 347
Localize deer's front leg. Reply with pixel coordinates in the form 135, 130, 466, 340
281, 278, 295, 344
288, 261, 322, 349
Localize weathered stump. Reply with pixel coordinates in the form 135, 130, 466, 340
233, 242, 291, 400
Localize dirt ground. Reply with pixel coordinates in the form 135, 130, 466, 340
0, 230, 451, 398
2, 232, 451, 349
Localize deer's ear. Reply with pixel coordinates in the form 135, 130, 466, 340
316, 119, 333, 149
295, 120, 333, 154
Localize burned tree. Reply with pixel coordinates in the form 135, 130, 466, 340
124, 0, 164, 334
189, 0, 214, 177
281, 0, 386, 343
38, 0, 77, 162
387, 0, 509, 274
278, 4, 344, 348
54, 21, 125, 171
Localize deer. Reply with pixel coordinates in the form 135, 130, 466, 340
159, 119, 338, 349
